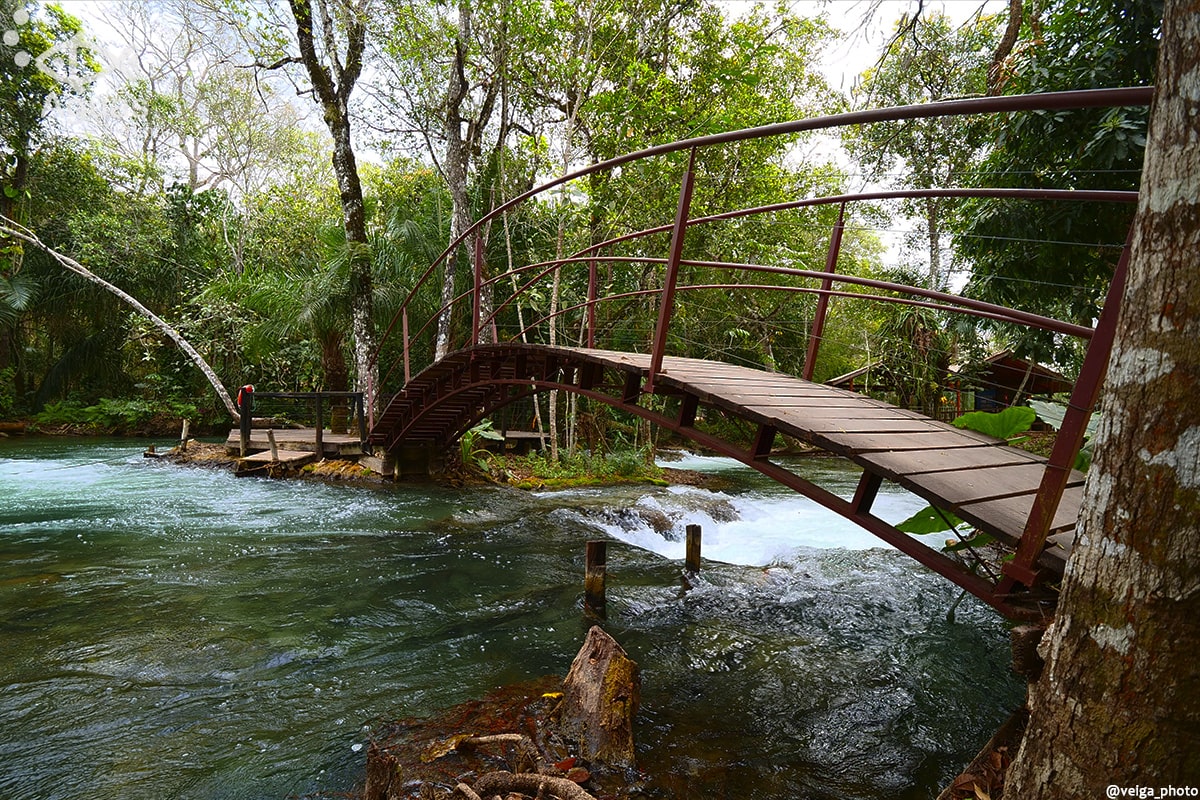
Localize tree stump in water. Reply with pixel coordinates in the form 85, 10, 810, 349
556, 625, 640, 769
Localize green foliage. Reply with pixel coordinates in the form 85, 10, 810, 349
0, 366, 15, 416
31, 396, 199, 432
1029, 399, 1101, 471
459, 420, 505, 470
0, 1, 100, 158
952, 405, 1037, 440
953, 0, 1162, 364
897, 505, 966, 535
484, 446, 663, 489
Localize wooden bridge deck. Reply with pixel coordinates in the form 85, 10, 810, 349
224, 428, 364, 458
373, 345, 1084, 584
594, 350, 1084, 571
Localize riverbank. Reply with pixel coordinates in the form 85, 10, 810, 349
155, 439, 723, 492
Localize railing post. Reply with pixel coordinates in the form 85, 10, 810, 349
238, 384, 254, 457
1000, 230, 1133, 591
472, 234, 484, 347
315, 393, 325, 456
356, 392, 368, 444
647, 147, 698, 392
402, 307, 411, 384
685, 524, 702, 574
803, 202, 846, 382
587, 257, 598, 349
584, 540, 607, 619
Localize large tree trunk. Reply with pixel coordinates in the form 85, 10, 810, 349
435, 0, 496, 360
437, 2, 469, 362
288, 0, 377, 415
1003, 3, 1200, 795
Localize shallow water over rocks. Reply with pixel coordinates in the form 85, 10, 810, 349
0, 438, 1022, 799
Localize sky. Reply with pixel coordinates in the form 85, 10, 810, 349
45, 0, 1008, 98
29, 0, 1008, 274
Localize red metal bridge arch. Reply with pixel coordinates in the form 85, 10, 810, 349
368, 87, 1151, 620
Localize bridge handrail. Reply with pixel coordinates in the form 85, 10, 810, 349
371, 86, 1152, 384
511, 281, 1090, 346
563, 187, 1139, 261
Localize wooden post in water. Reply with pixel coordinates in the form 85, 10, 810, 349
685, 524, 702, 574
584, 540, 607, 619
179, 419, 190, 452
267, 429, 278, 462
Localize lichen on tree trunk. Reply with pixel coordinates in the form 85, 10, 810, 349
1003, 3, 1200, 795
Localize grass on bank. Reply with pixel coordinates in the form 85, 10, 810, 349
468, 448, 667, 490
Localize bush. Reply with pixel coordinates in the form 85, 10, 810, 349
32, 397, 199, 433
0, 367, 17, 418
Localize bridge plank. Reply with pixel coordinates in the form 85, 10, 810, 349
958, 487, 1084, 540
907, 463, 1086, 507
861, 445, 1043, 477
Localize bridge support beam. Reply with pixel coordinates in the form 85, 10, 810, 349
852, 470, 883, 515
752, 424, 776, 460
393, 443, 445, 479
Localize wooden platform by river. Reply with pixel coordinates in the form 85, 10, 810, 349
224, 428, 365, 459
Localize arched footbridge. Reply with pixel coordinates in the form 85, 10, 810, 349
366, 87, 1152, 620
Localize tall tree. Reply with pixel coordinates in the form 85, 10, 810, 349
952, 0, 1161, 365
846, 12, 997, 288
240, 0, 377, 408
1002, 0, 1200, 793
374, 0, 525, 360
0, 0, 97, 225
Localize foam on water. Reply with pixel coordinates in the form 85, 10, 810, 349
553, 452, 948, 566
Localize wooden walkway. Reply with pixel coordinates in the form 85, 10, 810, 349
372, 344, 1086, 614
589, 350, 1084, 571
225, 429, 365, 459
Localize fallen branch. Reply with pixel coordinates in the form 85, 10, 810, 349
0, 215, 240, 421
454, 782, 483, 800
472, 771, 597, 800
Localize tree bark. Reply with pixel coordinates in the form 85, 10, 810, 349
287, 0, 377, 414
436, 1, 471, 360
435, 0, 498, 360
1003, 2, 1200, 794
557, 625, 640, 769
0, 217, 240, 420
987, 0, 1023, 95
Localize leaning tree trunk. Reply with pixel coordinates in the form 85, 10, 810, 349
1003, 3, 1200, 795
0, 217, 240, 420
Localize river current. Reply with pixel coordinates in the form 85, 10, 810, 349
0, 437, 1022, 799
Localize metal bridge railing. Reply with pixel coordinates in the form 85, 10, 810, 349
368, 86, 1152, 598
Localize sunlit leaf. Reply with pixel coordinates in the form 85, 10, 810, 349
944, 532, 995, 552
897, 505, 963, 534
952, 406, 1037, 440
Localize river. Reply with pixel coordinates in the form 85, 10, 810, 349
0, 437, 1023, 799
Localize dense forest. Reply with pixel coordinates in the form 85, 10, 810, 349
0, 0, 1160, 445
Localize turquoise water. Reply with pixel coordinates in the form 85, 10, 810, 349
0, 437, 1023, 799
